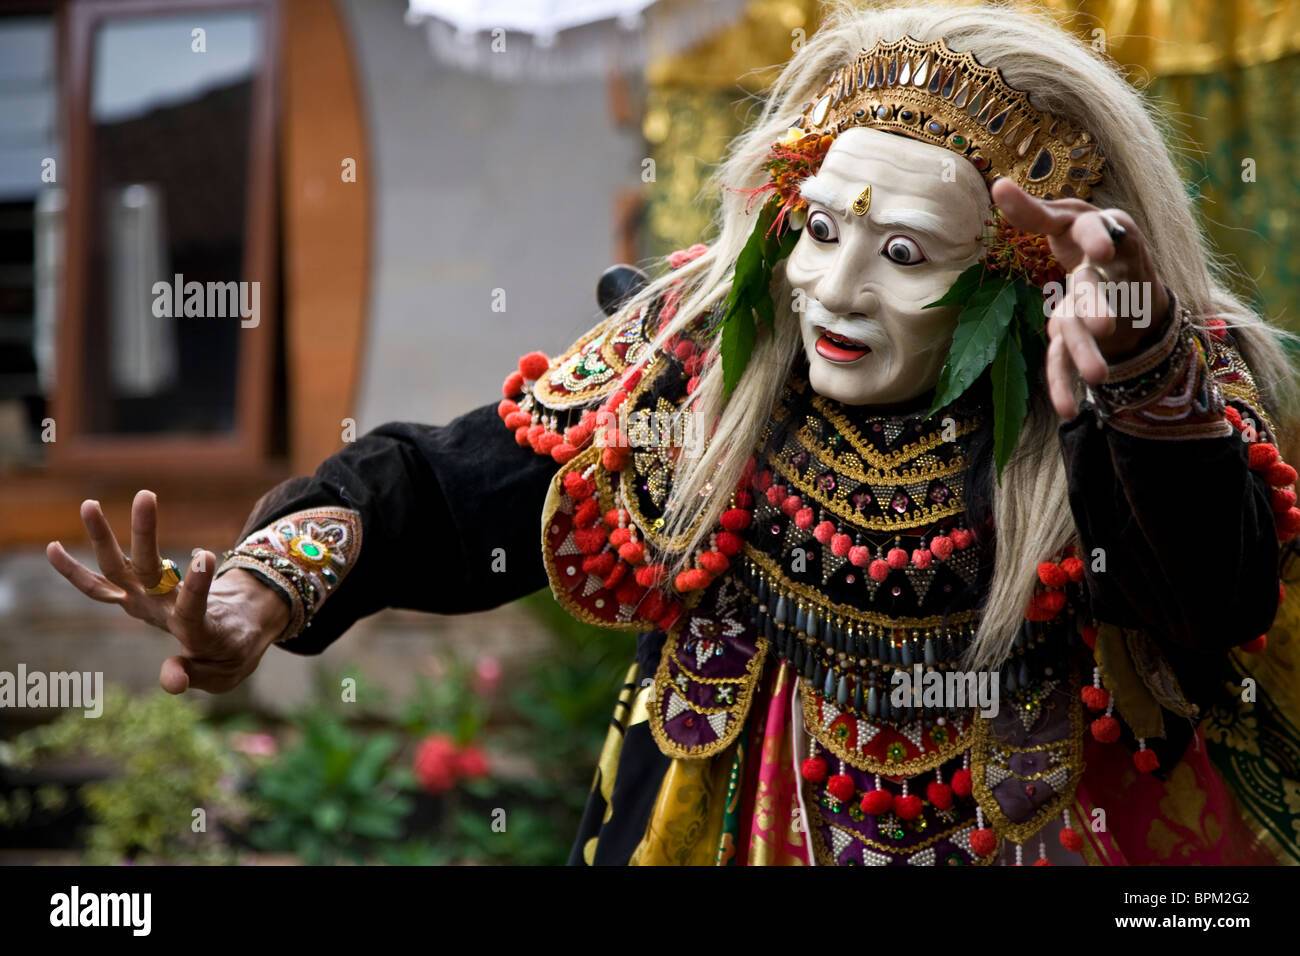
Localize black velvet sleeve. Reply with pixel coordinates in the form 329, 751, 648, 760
234, 402, 560, 655
1058, 410, 1280, 710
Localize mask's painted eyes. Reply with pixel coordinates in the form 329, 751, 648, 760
807, 210, 838, 243
882, 235, 926, 266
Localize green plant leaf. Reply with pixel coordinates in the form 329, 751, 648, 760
990, 326, 1029, 479
923, 262, 985, 310
720, 305, 757, 396
928, 279, 1017, 416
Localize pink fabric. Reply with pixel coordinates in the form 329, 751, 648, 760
1075, 728, 1277, 865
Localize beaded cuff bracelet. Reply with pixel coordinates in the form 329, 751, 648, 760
216, 506, 363, 643
1084, 295, 1229, 441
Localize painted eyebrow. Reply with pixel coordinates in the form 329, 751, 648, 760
799, 176, 949, 243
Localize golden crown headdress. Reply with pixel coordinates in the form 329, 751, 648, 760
791, 36, 1105, 200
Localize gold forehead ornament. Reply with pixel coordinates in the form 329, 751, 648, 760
851, 185, 872, 215
793, 36, 1105, 201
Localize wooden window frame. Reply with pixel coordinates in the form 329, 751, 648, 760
52, 0, 281, 474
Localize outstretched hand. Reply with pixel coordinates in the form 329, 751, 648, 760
992, 178, 1170, 418
46, 490, 288, 694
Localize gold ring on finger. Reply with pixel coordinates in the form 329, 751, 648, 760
1070, 255, 1110, 283
144, 558, 182, 595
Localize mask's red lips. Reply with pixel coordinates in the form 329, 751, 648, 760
815, 327, 872, 364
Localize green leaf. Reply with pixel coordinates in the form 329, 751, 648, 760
928, 279, 1017, 415
990, 326, 1030, 480
720, 305, 757, 396
923, 262, 985, 310
1014, 278, 1047, 336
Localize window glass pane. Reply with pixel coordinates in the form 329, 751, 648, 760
82, 10, 262, 435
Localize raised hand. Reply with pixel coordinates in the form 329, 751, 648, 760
992, 178, 1171, 419
46, 490, 289, 694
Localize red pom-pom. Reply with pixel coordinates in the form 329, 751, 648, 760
699, 551, 730, 575
848, 545, 871, 567
1265, 462, 1298, 487
970, 828, 998, 856
1249, 442, 1280, 469
930, 536, 954, 560
602, 562, 628, 590
1134, 749, 1160, 773
656, 602, 683, 631
1059, 828, 1084, 853
683, 355, 703, 377
602, 446, 630, 471
604, 508, 625, 528
518, 351, 550, 381
1224, 405, 1243, 429
720, 508, 752, 532
497, 399, 519, 419
674, 339, 696, 360
868, 559, 891, 583
573, 527, 607, 555
800, 757, 827, 783
504, 410, 531, 430
618, 541, 646, 565
1240, 634, 1267, 653
635, 564, 667, 588
1060, 556, 1085, 583
765, 485, 784, 506
1080, 624, 1098, 649
582, 552, 617, 577
887, 547, 909, 570
831, 534, 852, 558
860, 789, 893, 815
551, 443, 579, 464
926, 781, 954, 811
1272, 488, 1298, 513
574, 498, 601, 528
1207, 317, 1228, 341
813, 521, 835, 544
1081, 686, 1110, 711
614, 579, 645, 606
950, 528, 973, 550
609, 527, 632, 548
893, 794, 923, 820
1033, 858, 1053, 867
564, 422, 592, 446
674, 568, 712, 592
795, 507, 815, 530
1090, 715, 1121, 744
639, 589, 665, 621
502, 370, 525, 397
781, 495, 803, 518
950, 768, 972, 798
1040, 590, 1067, 613
534, 430, 563, 455
563, 471, 594, 500
1277, 508, 1300, 541
734, 489, 753, 509
526, 423, 546, 448
911, 548, 932, 569
1037, 562, 1068, 588
716, 531, 744, 556
827, 774, 855, 802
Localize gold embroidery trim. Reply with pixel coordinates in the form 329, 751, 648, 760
648, 628, 768, 760
808, 394, 983, 471
970, 669, 1084, 844
800, 681, 972, 775
805, 802, 995, 865
743, 546, 982, 630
